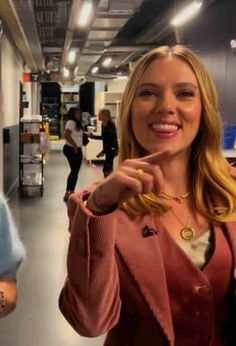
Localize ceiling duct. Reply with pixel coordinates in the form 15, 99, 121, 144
11, 0, 45, 70
54, 0, 69, 40
109, 0, 135, 15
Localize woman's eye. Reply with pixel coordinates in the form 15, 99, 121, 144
178, 90, 194, 98
138, 89, 156, 97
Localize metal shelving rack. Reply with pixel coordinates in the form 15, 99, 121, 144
19, 120, 44, 197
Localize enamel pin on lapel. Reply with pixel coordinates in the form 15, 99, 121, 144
142, 225, 157, 238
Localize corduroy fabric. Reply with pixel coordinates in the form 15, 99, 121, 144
159, 224, 232, 345
59, 190, 236, 346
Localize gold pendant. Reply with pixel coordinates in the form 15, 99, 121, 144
180, 226, 195, 241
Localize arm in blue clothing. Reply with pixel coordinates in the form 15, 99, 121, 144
0, 194, 25, 318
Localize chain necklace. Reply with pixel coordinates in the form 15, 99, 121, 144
170, 208, 195, 241
158, 191, 191, 204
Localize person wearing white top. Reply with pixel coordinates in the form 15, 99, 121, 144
63, 107, 84, 202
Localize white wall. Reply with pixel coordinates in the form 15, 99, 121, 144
1, 34, 23, 127
107, 78, 127, 93
0, 33, 29, 190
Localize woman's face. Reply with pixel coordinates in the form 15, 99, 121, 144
131, 56, 202, 156
74, 109, 81, 121
98, 111, 105, 122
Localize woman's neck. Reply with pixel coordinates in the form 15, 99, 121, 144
160, 152, 191, 195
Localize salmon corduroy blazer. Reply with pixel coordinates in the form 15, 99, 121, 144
59, 191, 236, 346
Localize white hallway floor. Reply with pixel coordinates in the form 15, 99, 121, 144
0, 147, 106, 346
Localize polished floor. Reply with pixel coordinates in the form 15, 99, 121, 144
0, 147, 106, 346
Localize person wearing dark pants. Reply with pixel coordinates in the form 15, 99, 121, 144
63, 107, 85, 202
103, 149, 117, 177
63, 145, 82, 197
92, 109, 119, 177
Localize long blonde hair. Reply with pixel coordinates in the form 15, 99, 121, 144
118, 45, 236, 222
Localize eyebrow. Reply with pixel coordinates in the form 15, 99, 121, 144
137, 82, 199, 90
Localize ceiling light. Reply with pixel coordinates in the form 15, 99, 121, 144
74, 66, 79, 76
116, 75, 128, 80
78, 1, 93, 27
68, 50, 76, 64
170, 1, 203, 27
230, 39, 236, 49
102, 57, 112, 67
91, 66, 98, 74
63, 67, 70, 78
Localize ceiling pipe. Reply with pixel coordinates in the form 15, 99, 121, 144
0, 0, 37, 70
107, 44, 159, 53
11, 0, 45, 70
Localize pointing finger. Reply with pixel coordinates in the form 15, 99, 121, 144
138, 150, 172, 164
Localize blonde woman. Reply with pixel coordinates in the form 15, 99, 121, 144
59, 45, 236, 345
92, 109, 119, 177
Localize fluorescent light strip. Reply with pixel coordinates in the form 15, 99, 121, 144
78, 1, 93, 27
68, 50, 76, 63
170, 1, 203, 27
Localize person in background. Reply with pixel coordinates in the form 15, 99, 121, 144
81, 111, 91, 131
59, 45, 236, 345
60, 104, 68, 135
93, 108, 119, 177
63, 107, 85, 202
0, 194, 25, 318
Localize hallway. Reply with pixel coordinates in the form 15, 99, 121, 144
0, 148, 106, 346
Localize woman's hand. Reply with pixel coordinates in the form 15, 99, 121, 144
0, 280, 17, 318
87, 150, 170, 212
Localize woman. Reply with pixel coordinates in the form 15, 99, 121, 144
59, 45, 236, 345
0, 194, 25, 318
93, 109, 119, 177
63, 107, 85, 202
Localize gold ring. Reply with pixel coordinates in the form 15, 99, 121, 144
134, 169, 144, 180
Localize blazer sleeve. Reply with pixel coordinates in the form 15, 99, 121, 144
59, 191, 121, 337
0, 195, 26, 281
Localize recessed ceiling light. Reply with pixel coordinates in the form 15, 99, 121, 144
102, 57, 112, 67
230, 39, 236, 49
91, 66, 98, 74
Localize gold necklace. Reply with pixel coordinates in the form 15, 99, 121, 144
170, 208, 195, 241
158, 191, 190, 204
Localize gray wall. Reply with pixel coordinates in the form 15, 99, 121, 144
3, 124, 19, 196
167, 0, 236, 124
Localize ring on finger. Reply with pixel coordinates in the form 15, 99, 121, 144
134, 168, 144, 181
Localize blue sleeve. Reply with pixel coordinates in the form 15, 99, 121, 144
0, 195, 26, 281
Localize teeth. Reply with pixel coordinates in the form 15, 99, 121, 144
151, 123, 178, 131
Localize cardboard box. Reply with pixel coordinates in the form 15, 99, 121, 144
32, 133, 40, 143
21, 133, 32, 143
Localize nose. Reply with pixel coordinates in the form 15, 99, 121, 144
155, 91, 175, 116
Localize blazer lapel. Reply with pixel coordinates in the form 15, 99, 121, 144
115, 213, 174, 346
